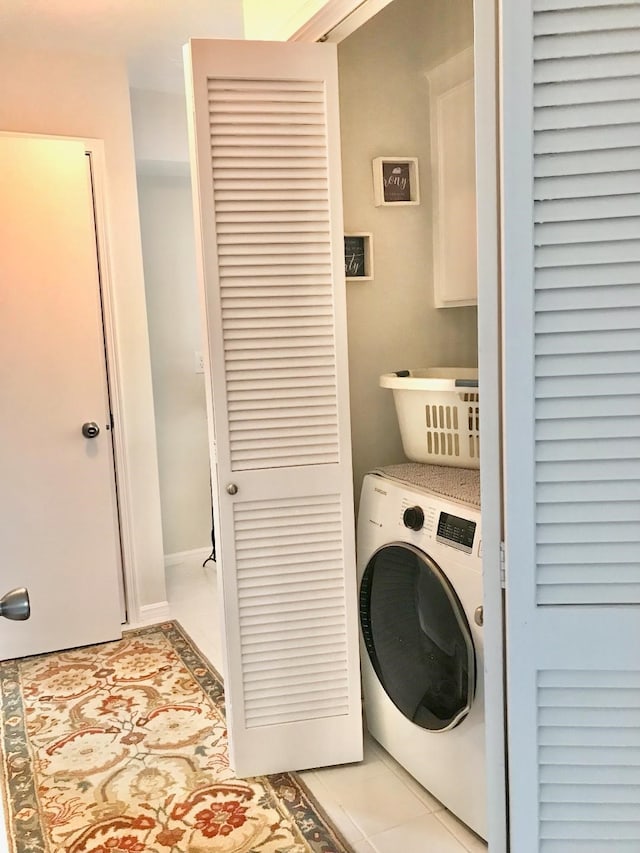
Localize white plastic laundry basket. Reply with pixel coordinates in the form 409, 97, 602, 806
380, 368, 480, 468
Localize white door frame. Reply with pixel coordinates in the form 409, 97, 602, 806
292, 3, 507, 850
86, 138, 133, 623
7, 132, 140, 626
291, 0, 394, 42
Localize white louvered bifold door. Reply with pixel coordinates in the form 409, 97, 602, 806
502, 2, 640, 850
184, 39, 362, 776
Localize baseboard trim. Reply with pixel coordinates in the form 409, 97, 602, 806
128, 601, 171, 628
164, 546, 212, 568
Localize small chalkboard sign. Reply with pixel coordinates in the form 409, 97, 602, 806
344, 233, 373, 281
382, 161, 411, 202
372, 157, 420, 206
344, 235, 366, 277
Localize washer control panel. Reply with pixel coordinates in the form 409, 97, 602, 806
398, 497, 477, 555
436, 511, 476, 554
402, 505, 424, 531
399, 498, 437, 537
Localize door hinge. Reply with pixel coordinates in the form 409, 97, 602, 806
500, 541, 506, 589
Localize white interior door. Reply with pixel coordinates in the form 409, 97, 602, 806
501, 2, 640, 849
0, 134, 123, 660
184, 38, 363, 776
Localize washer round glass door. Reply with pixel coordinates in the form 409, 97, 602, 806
360, 542, 475, 731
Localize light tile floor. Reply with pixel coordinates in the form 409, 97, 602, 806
165, 555, 487, 853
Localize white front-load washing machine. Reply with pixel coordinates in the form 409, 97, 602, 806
357, 467, 486, 839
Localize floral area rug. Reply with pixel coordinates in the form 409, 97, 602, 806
0, 621, 351, 853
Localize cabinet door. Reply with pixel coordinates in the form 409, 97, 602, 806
184, 38, 362, 776
501, 2, 640, 850
427, 47, 477, 308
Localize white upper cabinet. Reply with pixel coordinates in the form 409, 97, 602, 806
426, 46, 477, 308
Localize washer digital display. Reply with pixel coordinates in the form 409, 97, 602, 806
436, 512, 476, 553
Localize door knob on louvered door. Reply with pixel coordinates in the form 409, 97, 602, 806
226, 483, 238, 495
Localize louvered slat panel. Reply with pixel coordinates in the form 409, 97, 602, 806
209, 78, 325, 92
534, 4, 640, 33
534, 28, 640, 60
535, 147, 640, 177
535, 76, 640, 107
534, 171, 640, 199
537, 459, 640, 480
535, 0, 638, 10
538, 521, 640, 542
536, 329, 639, 354
536, 394, 640, 429
220, 264, 331, 278
234, 494, 349, 728
213, 149, 328, 162
538, 330, 637, 360
538, 671, 640, 847
533, 3, 640, 608
218, 222, 330, 235
536, 283, 640, 309
214, 157, 327, 170
228, 374, 336, 390
223, 282, 332, 296
536, 262, 640, 290
538, 479, 639, 501
536, 350, 640, 375
242, 617, 345, 637
538, 584, 640, 605
535, 100, 640, 131
217, 199, 328, 210
212, 78, 340, 477
534, 123, 640, 155
537, 376, 640, 401
219, 222, 328, 238
537, 415, 639, 440
536, 241, 640, 266
536, 218, 640, 245
222, 294, 332, 306
535, 52, 640, 84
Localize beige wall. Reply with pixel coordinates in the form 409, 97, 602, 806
338, 0, 478, 503
131, 89, 211, 557
0, 44, 166, 613
243, 0, 327, 39
130, 88, 191, 173
137, 175, 212, 555
131, 91, 213, 557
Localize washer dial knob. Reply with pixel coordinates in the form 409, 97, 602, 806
403, 505, 424, 531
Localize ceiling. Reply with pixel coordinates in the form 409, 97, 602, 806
0, 0, 245, 92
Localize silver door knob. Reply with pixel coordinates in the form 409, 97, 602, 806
82, 422, 100, 439
0, 587, 30, 621
474, 606, 484, 627
226, 483, 238, 495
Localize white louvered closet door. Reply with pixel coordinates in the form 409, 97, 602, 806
184, 39, 362, 776
502, 1, 640, 850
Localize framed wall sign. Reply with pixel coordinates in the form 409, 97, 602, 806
372, 157, 420, 206
344, 233, 373, 281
